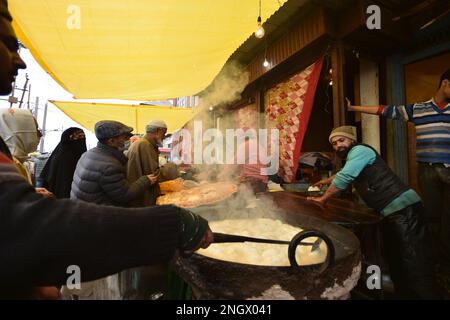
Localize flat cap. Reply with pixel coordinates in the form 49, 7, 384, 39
94, 120, 133, 140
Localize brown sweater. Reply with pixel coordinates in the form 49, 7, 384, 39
127, 137, 178, 206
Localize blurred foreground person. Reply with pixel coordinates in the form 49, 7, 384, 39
0, 0, 213, 299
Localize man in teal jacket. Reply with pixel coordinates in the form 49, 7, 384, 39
308, 125, 440, 299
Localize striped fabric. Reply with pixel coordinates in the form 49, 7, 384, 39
383, 99, 450, 164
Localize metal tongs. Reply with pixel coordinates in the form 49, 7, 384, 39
213, 232, 322, 252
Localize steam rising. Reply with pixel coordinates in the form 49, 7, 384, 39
176, 61, 279, 219
198, 61, 250, 112
191, 184, 284, 222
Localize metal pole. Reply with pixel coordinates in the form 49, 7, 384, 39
27, 84, 31, 110
9, 80, 15, 108
18, 75, 29, 109
34, 96, 39, 119
39, 102, 48, 153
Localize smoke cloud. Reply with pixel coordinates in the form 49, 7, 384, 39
198, 61, 250, 112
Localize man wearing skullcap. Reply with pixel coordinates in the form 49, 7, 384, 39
124, 119, 182, 299
127, 119, 178, 207
307, 126, 440, 299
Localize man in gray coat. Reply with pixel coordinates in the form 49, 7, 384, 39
71, 120, 157, 206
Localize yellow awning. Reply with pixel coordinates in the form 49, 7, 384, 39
51, 100, 198, 134
10, 0, 286, 100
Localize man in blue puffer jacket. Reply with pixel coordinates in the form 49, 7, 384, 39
71, 120, 158, 206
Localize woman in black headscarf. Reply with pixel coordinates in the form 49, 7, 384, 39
39, 127, 87, 198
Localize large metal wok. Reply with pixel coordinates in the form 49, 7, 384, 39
173, 194, 362, 300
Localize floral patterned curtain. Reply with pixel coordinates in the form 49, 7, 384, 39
265, 58, 324, 182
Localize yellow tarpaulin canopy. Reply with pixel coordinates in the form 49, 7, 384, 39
10, 0, 286, 100
51, 100, 198, 134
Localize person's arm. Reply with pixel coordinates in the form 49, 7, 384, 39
0, 156, 212, 287
307, 146, 376, 204
309, 183, 341, 205
35, 187, 54, 198
140, 141, 161, 176
100, 164, 151, 205
346, 97, 413, 122
312, 174, 336, 188
128, 141, 165, 183
147, 150, 161, 180
346, 98, 385, 115
348, 105, 383, 114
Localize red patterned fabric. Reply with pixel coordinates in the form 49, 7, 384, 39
265, 58, 324, 182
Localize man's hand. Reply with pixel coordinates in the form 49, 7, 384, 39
307, 196, 326, 205
35, 188, 54, 198
345, 97, 381, 115
312, 178, 330, 189
178, 209, 213, 256
147, 174, 158, 185
312, 174, 335, 188
194, 227, 214, 251
182, 226, 214, 256
346, 97, 356, 112
307, 183, 341, 206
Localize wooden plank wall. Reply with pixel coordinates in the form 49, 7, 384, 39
246, 6, 327, 84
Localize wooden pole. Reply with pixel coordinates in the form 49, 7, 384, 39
359, 58, 380, 152
331, 43, 346, 127
27, 84, 31, 110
